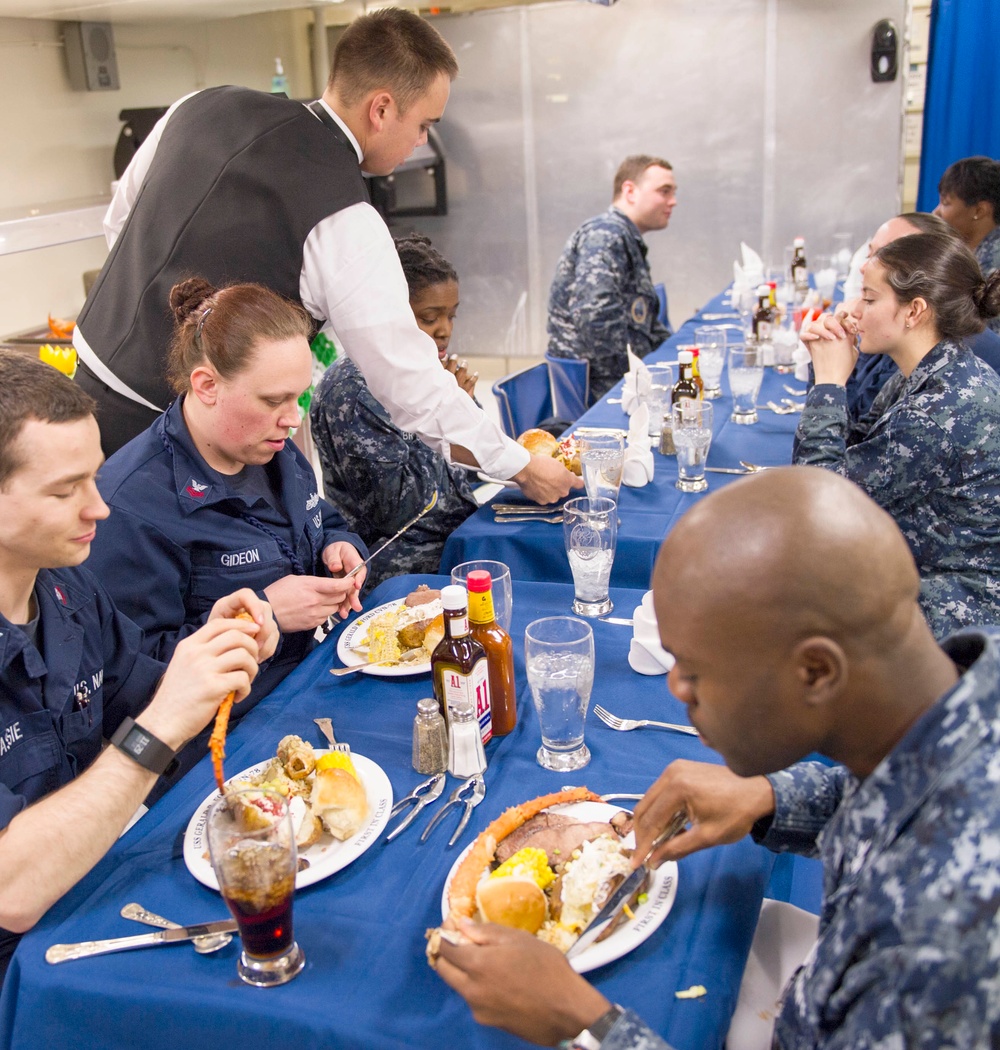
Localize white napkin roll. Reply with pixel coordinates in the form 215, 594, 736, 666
841, 240, 869, 301
621, 348, 652, 415
622, 404, 654, 487
628, 591, 676, 675
741, 242, 764, 284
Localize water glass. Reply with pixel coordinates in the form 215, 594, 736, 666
207, 787, 305, 987
580, 433, 624, 504
525, 616, 594, 771
563, 496, 617, 617
693, 327, 726, 399
450, 560, 512, 631
727, 343, 764, 425
672, 399, 713, 493
644, 364, 674, 437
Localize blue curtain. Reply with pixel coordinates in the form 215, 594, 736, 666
916, 0, 1000, 212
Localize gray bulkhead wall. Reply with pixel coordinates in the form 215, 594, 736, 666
369, 0, 905, 358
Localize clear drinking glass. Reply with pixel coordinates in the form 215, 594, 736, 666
563, 496, 617, 617
694, 326, 726, 399
207, 787, 305, 987
727, 343, 764, 425
579, 433, 625, 504
525, 616, 594, 771
450, 560, 512, 632
672, 399, 714, 493
644, 364, 674, 437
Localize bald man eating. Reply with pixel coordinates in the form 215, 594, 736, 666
434, 467, 1000, 1049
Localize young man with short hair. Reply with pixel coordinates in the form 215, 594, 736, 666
0, 352, 276, 981
72, 9, 577, 505
547, 154, 677, 400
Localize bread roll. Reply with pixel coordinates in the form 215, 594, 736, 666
517, 428, 559, 457
422, 613, 444, 653
310, 767, 369, 840
475, 876, 548, 934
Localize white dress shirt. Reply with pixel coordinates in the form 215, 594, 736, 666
96, 92, 529, 480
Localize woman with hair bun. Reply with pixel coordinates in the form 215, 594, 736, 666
794, 231, 1000, 637
88, 278, 367, 713
310, 235, 478, 588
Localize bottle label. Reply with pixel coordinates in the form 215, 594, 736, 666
468, 590, 496, 625
793, 264, 807, 287
447, 613, 469, 638
442, 658, 492, 745
757, 321, 773, 341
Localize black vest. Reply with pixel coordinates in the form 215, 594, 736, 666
78, 86, 368, 407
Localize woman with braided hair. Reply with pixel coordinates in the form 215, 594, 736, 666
310, 234, 479, 588
88, 278, 367, 714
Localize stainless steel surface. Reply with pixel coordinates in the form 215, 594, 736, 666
598, 616, 634, 626
783, 385, 808, 397
46, 919, 239, 963
763, 401, 798, 414
491, 512, 563, 520
386, 772, 447, 842
492, 503, 567, 514
593, 705, 699, 737
420, 775, 487, 847
313, 716, 350, 753
705, 466, 753, 475
120, 903, 231, 954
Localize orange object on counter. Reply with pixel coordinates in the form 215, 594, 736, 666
47, 314, 75, 340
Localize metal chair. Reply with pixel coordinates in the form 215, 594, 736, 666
492, 362, 553, 439
654, 282, 671, 331
544, 353, 591, 421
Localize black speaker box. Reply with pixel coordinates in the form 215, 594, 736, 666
63, 21, 120, 92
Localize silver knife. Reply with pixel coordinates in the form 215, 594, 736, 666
46, 918, 239, 964
566, 809, 687, 959
598, 616, 633, 626
492, 504, 566, 514
704, 467, 751, 475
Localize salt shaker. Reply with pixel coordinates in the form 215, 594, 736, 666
412, 698, 448, 774
448, 706, 487, 779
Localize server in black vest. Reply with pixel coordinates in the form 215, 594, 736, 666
73, 9, 579, 506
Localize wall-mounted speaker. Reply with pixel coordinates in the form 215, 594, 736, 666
63, 21, 120, 92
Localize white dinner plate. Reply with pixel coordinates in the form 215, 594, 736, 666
336, 599, 433, 677
439, 800, 678, 974
183, 751, 393, 891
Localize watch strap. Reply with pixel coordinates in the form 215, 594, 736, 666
563, 1004, 625, 1050
109, 717, 179, 777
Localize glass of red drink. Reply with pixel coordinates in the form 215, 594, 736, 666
207, 787, 305, 987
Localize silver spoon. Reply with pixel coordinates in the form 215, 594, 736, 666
120, 903, 232, 954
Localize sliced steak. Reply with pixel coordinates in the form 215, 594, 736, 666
495, 812, 577, 863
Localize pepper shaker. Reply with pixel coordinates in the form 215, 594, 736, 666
412, 698, 448, 774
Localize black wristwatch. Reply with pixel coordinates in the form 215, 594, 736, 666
562, 1004, 625, 1050
109, 717, 179, 777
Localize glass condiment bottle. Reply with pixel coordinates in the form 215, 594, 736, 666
431, 584, 492, 747
412, 698, 448, 774
791, 236, 809, 296
752, 284, 775, 365
686, 345, 705, 398
671, 351, 700, 403
466, 570, 517, 737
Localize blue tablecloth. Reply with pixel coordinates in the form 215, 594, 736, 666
0, 575, 775, 1050
441, 291, 802, 588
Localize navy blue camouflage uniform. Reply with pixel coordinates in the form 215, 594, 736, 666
792, 339, 1000, 637
309, 359, 478, 590
976, 226, 1000, 333
600, 628, 1000, 1049
0, 567, 164, 977
547, 207, 670, 400
88, 397, 366, 709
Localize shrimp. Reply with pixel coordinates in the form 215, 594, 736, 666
209, 609, 255, 793
445, 786, 601, 923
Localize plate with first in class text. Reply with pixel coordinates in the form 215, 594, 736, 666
336, 599, 434, 677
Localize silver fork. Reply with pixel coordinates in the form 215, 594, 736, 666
593, 704, 699, 736
314, 717, 351, 754
739, 461, 771, 473
495, 514, 564, 524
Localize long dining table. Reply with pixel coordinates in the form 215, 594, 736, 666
440, 289, 803, 588
0, 574, 777, 1050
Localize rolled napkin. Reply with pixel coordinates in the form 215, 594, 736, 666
627, 591, 676, 675
841, 240, 869, 301
622, 403, 654, 487
620, 347, 652, 415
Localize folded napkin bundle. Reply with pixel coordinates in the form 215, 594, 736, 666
620, 347, 652, 415
628, 590, 676, 675
622, 403, 654, 488
841, 239, 869, 301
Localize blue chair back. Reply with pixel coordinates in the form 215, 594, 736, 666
544, 353, 590, 421
492, 362, 553, 438
654, 282, 671, 331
